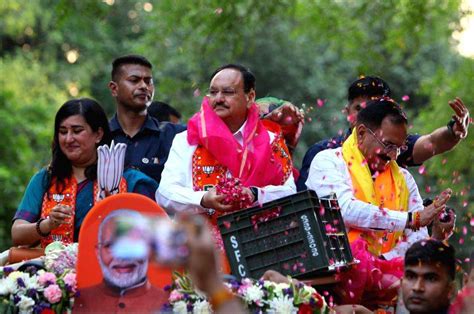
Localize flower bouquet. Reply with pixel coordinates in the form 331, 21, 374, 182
162, 272, 329, 314
0, 242, 78, 314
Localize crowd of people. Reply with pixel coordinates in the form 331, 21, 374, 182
8, 54, 472, 313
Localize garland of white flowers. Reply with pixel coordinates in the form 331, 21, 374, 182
162, 272, 329, 314
1, 244, 330, 314
0, 242, 78, 314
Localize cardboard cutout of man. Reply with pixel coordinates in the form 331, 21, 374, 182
74, 210, 167, 313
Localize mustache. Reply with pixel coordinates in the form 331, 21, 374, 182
378, 154, 391, 162
109, 258, 144, 269
213, 102, 229, 109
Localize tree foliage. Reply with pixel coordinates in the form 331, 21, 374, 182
0, 54, 68, 246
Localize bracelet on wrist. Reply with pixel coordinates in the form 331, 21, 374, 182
415, 212, 421, 229
410, 212, 421, 231
209, 288, 235, 311
36, 218, 50, 237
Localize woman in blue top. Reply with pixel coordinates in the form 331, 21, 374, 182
12, 98, 158, 247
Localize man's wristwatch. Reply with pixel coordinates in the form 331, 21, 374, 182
250, 186, 259, 202
447, 118, 459, 140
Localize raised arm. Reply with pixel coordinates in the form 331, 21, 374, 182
412, 97, 470, 164
259, 100, 304, 152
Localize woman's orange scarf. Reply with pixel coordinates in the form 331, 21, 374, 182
40, 176, 126, 247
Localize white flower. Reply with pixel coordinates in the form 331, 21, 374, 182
172, 300, 188, 314
0, 279, 6, 295
24, 274, 41, 291
263, 280, 274, 288
193, 300, 211, 314
301, 285, 316, 295
7, 271, 24, 281
267, 295, 298, 314
11, 272, 33, 294
17, 295, 35, 314
0, 275, 19, 295
242, 285, 264, 305
0, 277, 17, 295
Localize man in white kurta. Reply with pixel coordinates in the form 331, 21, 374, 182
157, 64, 295, 239
307, 146, 428, 260
157, 122, 295, 214
306, 98, 453, 306
306, 100, 453, 260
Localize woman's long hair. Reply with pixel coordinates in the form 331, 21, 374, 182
48, 98, 111, 192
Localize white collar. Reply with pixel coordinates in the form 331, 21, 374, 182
232, 119, 247, 145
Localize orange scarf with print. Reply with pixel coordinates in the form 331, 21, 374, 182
342, 132, 409, 256
191, 120, 293, 275
192, 120, 293, 225
40, 176, 127, 247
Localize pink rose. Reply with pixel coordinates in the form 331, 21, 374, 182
38, 272, 57, 286
169, 290, 184, 302
241, 278, 253, 286
44, 284, 62, 303
237, 279, 253, 295
64, 273, 77, 292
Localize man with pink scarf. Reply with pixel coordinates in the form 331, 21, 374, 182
157, 64, 296, 250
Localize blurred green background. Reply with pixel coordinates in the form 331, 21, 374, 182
1, 0, 473, 272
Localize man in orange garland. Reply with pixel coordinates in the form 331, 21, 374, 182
157, 64, 295, 250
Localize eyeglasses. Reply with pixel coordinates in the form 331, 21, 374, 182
366, 127, 408, 157
207, 88, 241, 98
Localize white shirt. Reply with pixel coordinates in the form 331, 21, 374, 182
306, 147, 428, 260
157, 121, 296, 214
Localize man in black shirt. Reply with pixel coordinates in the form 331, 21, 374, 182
108, 55, 185, 183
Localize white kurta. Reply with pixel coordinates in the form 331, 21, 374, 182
306, 147, 428, 260
157, 121, 296, 215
